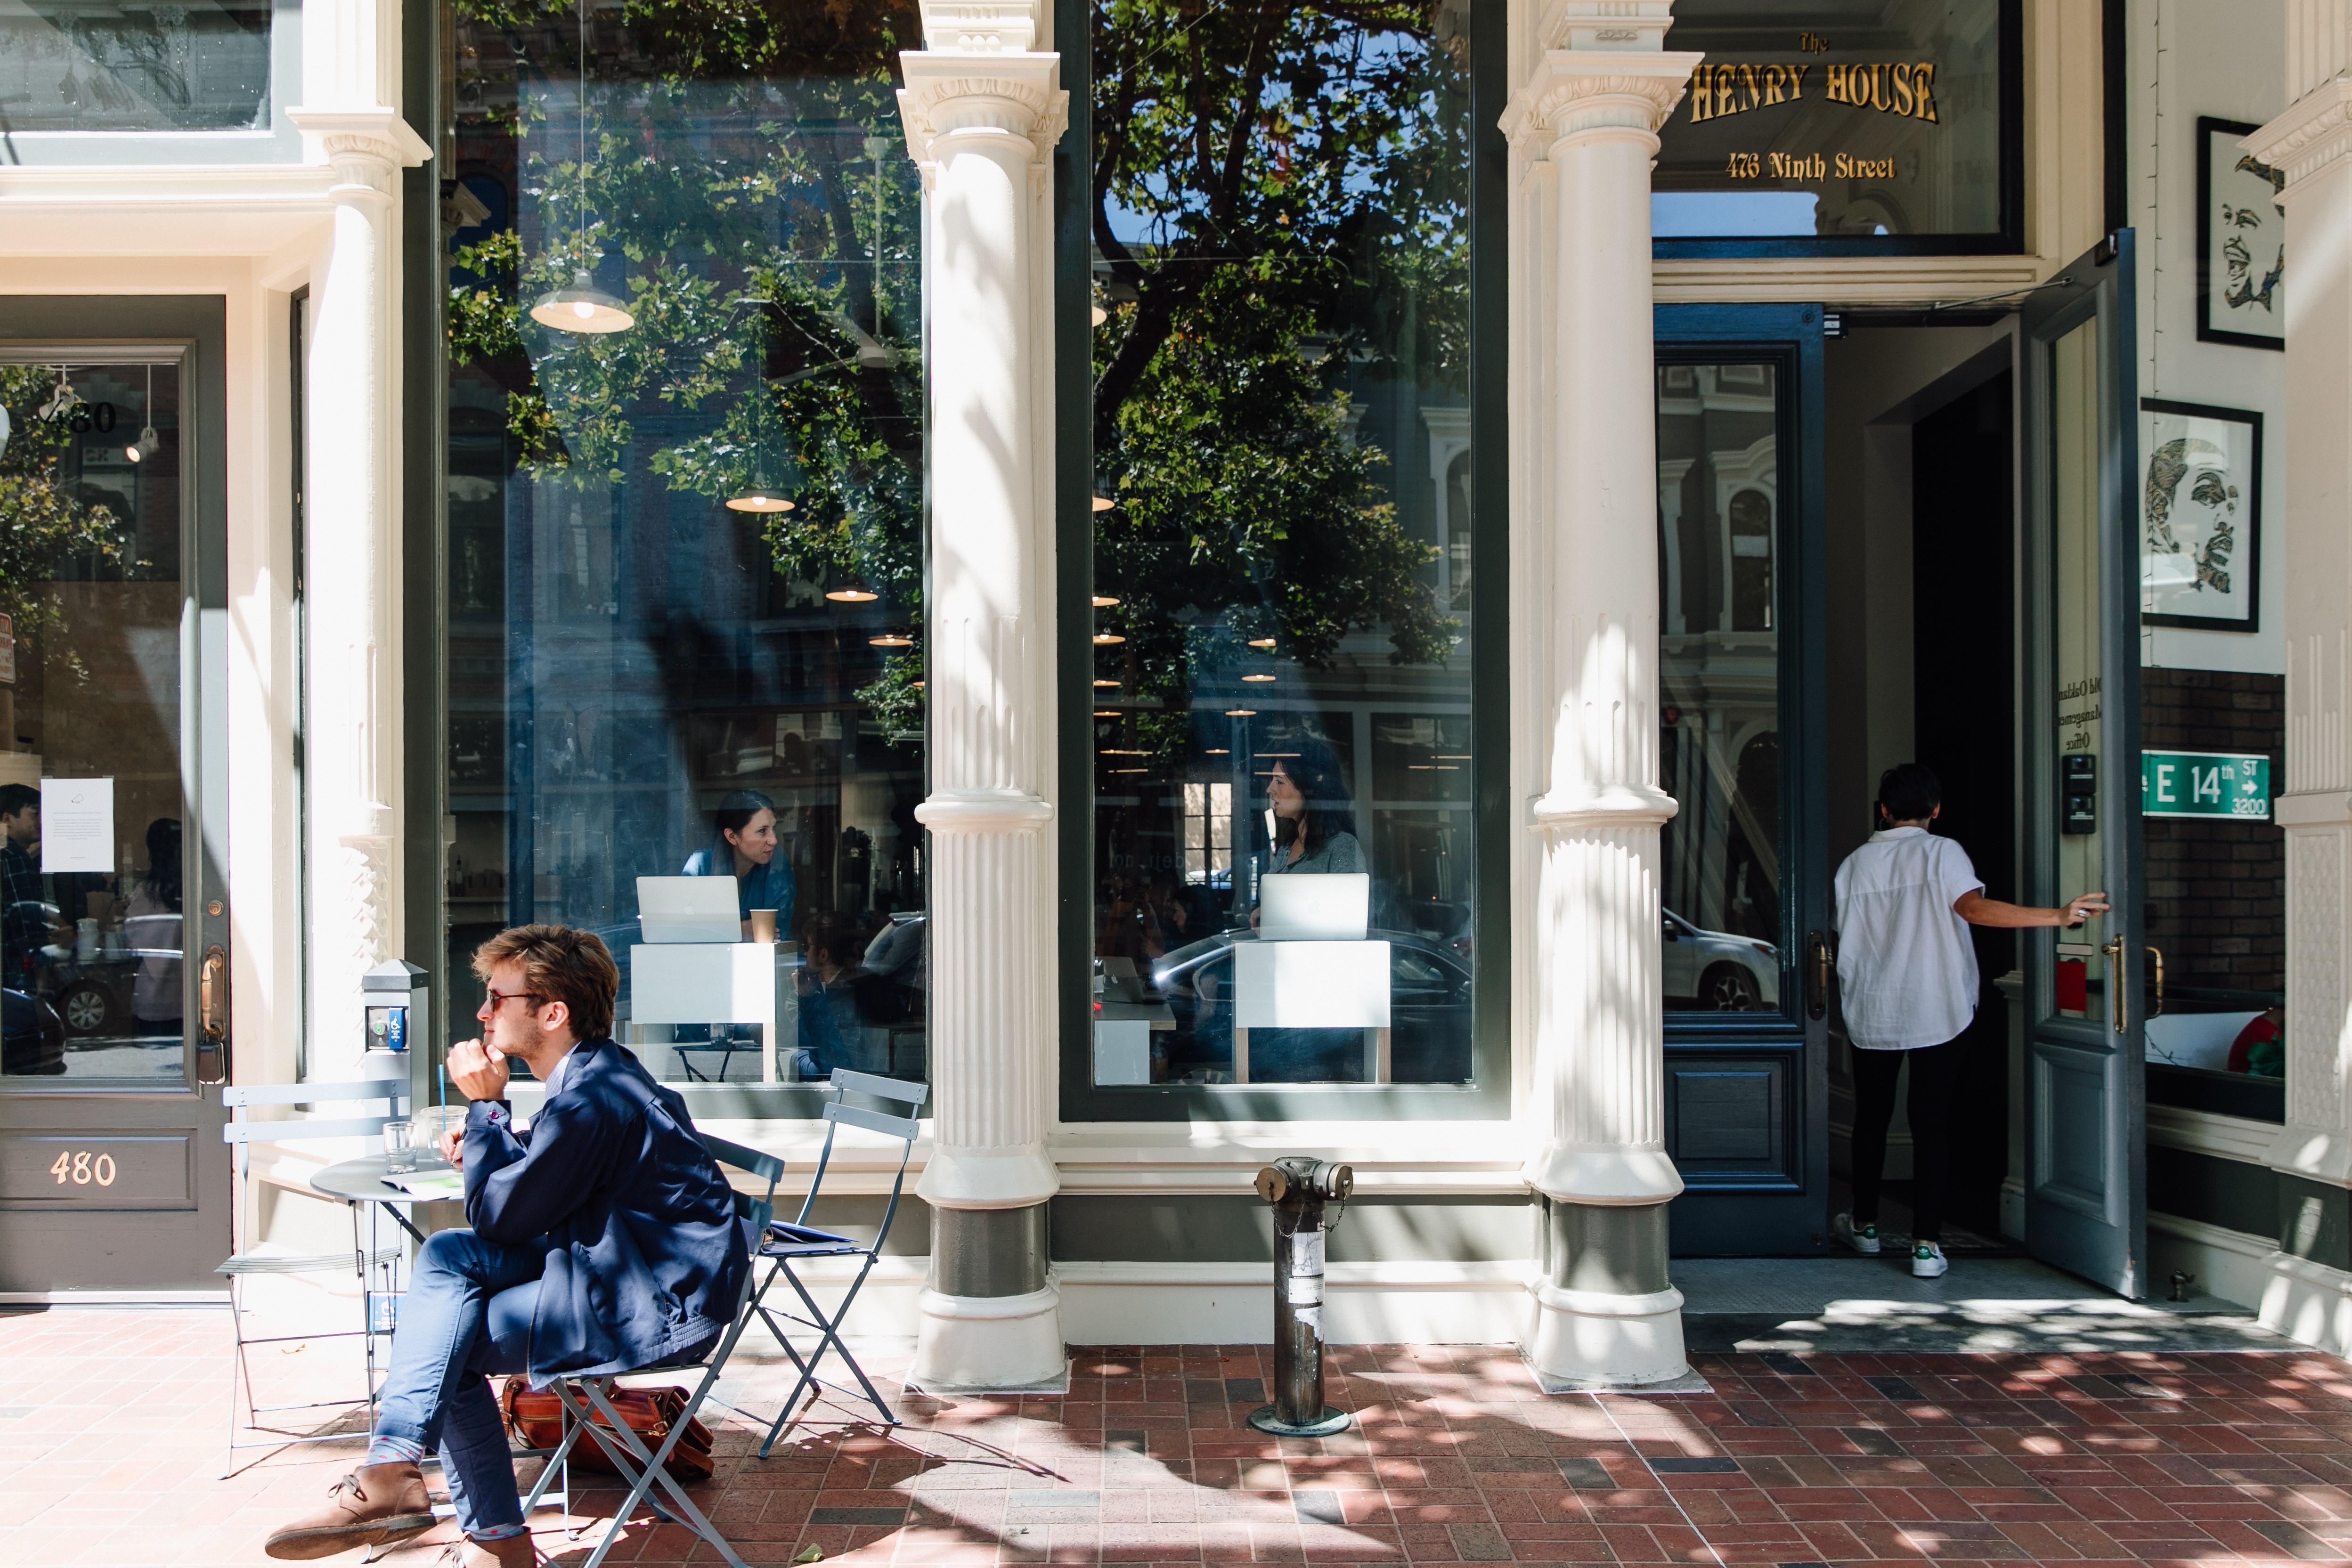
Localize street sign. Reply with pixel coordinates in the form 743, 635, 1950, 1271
2141, 749, 2271, 820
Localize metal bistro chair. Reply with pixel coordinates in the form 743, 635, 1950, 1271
517, 1130, 781, 1568
217, 1075, 409, 1472
752, 1069, 926, 1453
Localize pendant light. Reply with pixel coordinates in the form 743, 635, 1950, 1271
724, 299, 796, 513
825, 577, 879, 603
124, 365, 159, 463
724, 479, 795, 514
530, 8, 634, 335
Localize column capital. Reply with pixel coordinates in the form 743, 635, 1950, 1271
1500, 51, 1701, 161
916, 789, 1054, 831
2249, 75, 2352, 195
896, 51, 1068, 168
286, 108, 432, 210
1532, 784, 1680, 831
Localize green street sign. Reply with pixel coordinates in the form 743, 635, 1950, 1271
2141, 750, 2271, 820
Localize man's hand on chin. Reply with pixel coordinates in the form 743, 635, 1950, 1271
448, 1036, 510, 1103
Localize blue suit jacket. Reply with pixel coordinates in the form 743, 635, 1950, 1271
462, 1038, 750, 1382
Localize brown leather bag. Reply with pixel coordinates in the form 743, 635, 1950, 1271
499, 1377, 716, 1483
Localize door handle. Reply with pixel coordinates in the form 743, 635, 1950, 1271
2146, 944, 2164, 1019
2100, 934, 2127, 1035
1806, 930, 1831, 1020
196, 944, 229, 1086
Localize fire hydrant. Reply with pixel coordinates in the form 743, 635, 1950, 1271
1248, 1157, 1354, 1437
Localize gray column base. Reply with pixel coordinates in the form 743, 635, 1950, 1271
1523, 1197, 1690, 1389
910, 1202, 1067, 1393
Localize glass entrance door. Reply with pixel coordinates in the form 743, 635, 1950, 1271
0, 320, 231, 1291
1655, 305, 1831, 1254
2021, 236, 2147, 1296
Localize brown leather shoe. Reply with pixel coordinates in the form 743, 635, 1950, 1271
436, 1534, 539, 1567
262, 1462, 435, 1560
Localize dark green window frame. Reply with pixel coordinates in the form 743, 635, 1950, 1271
1053, 0, 1513, 1123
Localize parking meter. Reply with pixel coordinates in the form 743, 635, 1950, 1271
1248, 1157, 1354, 1437
362, 959, 428, 1057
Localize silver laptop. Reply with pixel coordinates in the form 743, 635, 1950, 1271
637, 876, 741, 944
1259, 873, 1370, 942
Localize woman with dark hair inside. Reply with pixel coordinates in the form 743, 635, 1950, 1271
126, 817, 182, 1040
1249, 741, 1371, 1082
682, 789, 795, 940
1264, 747, 1364, 877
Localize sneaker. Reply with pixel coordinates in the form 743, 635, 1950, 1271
1912, 1241, 1949, 1279
1831, 1212, 1880, 1255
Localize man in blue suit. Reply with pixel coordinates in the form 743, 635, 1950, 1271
265, 925, 750, 1567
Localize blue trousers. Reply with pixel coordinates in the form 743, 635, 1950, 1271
373, 1228, 544, 1537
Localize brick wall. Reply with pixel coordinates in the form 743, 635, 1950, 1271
2140, 668, 2285, 996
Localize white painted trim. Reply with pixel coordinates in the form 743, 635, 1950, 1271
2146, 1209, 2276, 1309
2148, 1105, 2284, 1166
1050, 1259, 1534, 1291
2261, 1249, 2352, 1357
0, 1290, 230, 1306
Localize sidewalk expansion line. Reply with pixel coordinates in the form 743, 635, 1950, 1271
1587, 1391, 1733, 1568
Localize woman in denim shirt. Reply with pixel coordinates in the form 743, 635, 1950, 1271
681, 789, 795, 938
1250, 746, 1369, 1081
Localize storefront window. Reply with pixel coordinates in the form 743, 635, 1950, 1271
1653, 0, 2016, 249
1085, 0, 1481, 1089
0, 0, 272, 132
445, 0, 926, 1088
0, 358, 188, 1080
1657, 360, 1784, 1014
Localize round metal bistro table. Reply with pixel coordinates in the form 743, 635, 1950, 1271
312, 1153, 461, 1248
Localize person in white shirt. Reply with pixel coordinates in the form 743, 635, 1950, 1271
1831, 763, 2107, 1278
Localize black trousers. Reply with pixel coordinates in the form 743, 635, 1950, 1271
1850, 1035, 1964, 1243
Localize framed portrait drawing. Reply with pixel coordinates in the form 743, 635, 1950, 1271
2198, 116, 2286, 349
2141, 398, 2262, 632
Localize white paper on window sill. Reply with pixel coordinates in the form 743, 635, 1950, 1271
41, 777, 113, 873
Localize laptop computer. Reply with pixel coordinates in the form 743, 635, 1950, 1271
637, 876, 742, 944
1258, 872, 1370, 942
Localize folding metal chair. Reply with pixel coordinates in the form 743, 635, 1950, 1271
217, 1075, 409, 1472
516, 1130, 781, 1568
751, 1069, 926, 1453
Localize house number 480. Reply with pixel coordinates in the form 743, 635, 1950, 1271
50, 1150, 116, 1186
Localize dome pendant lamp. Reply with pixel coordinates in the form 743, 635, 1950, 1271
530, 8, 634, 336
724, 300, 796, 514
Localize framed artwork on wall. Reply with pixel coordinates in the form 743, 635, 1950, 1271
2197, 116, 2286, 350
2141, 398, 2262, 633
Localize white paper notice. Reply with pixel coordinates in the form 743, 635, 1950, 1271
41, 778, 114, 873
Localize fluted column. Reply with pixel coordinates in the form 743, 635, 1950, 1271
1502, 1, 1697, 1389
2254, 6, 2352, 1349
900, 0, 1069, 1391
287, 84, 429, 1077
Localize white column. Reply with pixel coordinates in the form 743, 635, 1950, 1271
899, 0, 1068, 1391
1502, 1, 1698, 1389
288, 0, 429, 1078
2255, 5, 2352, 1351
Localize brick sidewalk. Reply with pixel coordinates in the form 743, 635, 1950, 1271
8, 1308, 2352, 1565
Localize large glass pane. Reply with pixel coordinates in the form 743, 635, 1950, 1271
0, 0, 271, 131
0, 359, 188, 1081
1087, 0, 1476, 1087
2050, 318, 2107, 1023
1656, 360, 1783, 1014
1652, 0, 2005, 240
446, 1, 927, 1087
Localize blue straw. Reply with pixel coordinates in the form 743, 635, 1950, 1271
438, 1063, 447, 1109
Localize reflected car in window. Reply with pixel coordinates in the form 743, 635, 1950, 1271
1662, 909, 1778, 1011
1148, 929, 1474, 1085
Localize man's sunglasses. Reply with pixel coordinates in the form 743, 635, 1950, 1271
481, 989, 546, 1013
